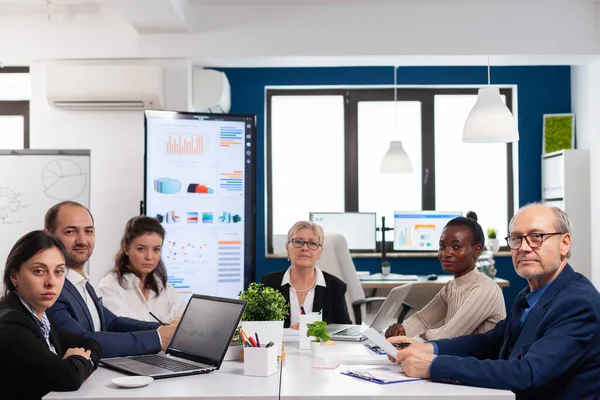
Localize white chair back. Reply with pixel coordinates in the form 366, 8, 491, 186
318, 233, 366, 324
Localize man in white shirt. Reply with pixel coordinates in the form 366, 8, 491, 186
46, 201, 177, 358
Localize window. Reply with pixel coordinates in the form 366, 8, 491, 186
0, 67, 30, 150
268, 93, 345, 249
266, 88, 515, 253
357, 101, 422, 240
434, 95, 510, 240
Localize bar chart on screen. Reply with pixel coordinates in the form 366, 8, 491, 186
166, 134, 205, 155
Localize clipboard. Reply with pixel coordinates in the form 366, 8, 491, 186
341, 366, 422, 385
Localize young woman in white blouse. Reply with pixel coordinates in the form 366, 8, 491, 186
97, 216, 185, 324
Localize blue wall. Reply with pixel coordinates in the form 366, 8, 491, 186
217, 66, 572, 310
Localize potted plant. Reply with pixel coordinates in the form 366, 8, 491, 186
306, 320, 330, 359
487, 228, 500, 253
239, 283, 289, 357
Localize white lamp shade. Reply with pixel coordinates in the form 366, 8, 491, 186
380, 141, 413, 173
462, 86, 519, 143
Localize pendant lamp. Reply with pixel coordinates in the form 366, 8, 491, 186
462, 0, 519, 143
380, 66, 413, 173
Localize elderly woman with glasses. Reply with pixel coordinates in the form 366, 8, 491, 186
261, 221, 352, 329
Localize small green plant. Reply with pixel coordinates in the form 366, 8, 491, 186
238, 282, 289, 321
306, 320, 330, 342
487, 228, 497, 239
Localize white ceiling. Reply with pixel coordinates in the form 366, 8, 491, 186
0, 0, 599, 66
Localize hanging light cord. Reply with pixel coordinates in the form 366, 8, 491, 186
487, 0, 491, 86
394, 66, 398, 135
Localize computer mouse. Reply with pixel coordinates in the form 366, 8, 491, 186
427, 274, 438, 281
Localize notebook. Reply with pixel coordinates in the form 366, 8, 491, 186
326, 283, 413, 342
100, 294, 247, 379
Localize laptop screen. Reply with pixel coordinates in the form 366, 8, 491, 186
167, 295, 246, 367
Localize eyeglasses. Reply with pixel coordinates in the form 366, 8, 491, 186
289, 238, 322, 250
504, 232, 563, 250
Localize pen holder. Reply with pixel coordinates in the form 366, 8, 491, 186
299, 313, 322, 350
243, 345, 277, 377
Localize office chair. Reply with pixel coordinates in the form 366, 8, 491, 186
318, 234, 412, 325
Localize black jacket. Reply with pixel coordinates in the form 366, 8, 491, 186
261, 269, 352, 328
0, 292, 102, 399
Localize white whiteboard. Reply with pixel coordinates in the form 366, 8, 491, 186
0, 150, 90, 271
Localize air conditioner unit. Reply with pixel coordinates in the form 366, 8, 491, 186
192, 69, 231, 113
47, 64, 164, 110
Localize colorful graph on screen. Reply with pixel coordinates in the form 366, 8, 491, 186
165, 239, 208, 263
219, 126, 243, 147
166, 135, 205, 155
219, 171, 243, 192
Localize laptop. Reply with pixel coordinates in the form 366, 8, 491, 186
326, 283, 414, 342
100, 294, 247, 379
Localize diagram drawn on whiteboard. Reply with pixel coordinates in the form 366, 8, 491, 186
42, 159, 88, 201
0, 187, 21, 224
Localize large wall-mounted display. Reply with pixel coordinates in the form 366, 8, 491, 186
144, 110, 256, 300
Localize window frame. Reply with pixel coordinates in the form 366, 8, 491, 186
266, 87, 515, 254
0, 67, 30, 149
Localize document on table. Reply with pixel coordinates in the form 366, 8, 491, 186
362, 328, 398, 357
341, 365, 422, 384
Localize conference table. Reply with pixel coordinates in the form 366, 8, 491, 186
45, 339, 514, 399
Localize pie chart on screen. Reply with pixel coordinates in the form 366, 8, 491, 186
42, 159, 88, 200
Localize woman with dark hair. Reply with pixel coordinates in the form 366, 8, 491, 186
97, 216, 185, 323
385, 212, 506, 340
0, 230, 101, 399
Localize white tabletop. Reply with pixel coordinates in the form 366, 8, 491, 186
45, 341, 514, 399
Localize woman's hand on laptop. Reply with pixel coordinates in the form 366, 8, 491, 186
385, 323, 406, 338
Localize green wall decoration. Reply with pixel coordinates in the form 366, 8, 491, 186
543, 114, 575, 154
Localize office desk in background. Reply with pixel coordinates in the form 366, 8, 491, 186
359, 273, 510, 290
45, 341, 514, 399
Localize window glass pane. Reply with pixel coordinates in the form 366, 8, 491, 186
0, 74, 31, 101
0, 116, 24, 149
358, 101, 422, 240
434, 94, 509, 240
271, 96, 345, 237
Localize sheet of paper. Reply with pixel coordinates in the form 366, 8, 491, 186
362, 328, 398, 357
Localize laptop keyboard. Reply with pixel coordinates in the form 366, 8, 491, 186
334, 326, 362, 336
130, 354, 208, 372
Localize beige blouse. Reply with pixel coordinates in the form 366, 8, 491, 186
402, 268, 506, 340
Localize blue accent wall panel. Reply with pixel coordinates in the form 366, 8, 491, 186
216, 65, 572, 310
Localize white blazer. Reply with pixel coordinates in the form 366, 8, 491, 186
97, 271, 186, 323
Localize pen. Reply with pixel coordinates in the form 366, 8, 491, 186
392, 342, 411, 348
300, 305, 306, 315
240, 328, 257, 347
265, 341, 274, 348
255, 332, 261, 347
149, 312, 168, 326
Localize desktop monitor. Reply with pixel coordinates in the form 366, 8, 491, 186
393, 211, 463, 251
309, 212, 377, 251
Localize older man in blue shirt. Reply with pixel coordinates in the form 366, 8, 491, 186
388, 203, 600, 400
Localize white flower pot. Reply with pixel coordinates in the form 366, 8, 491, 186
488, 238, 500, 253
310, 341, 326, 359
